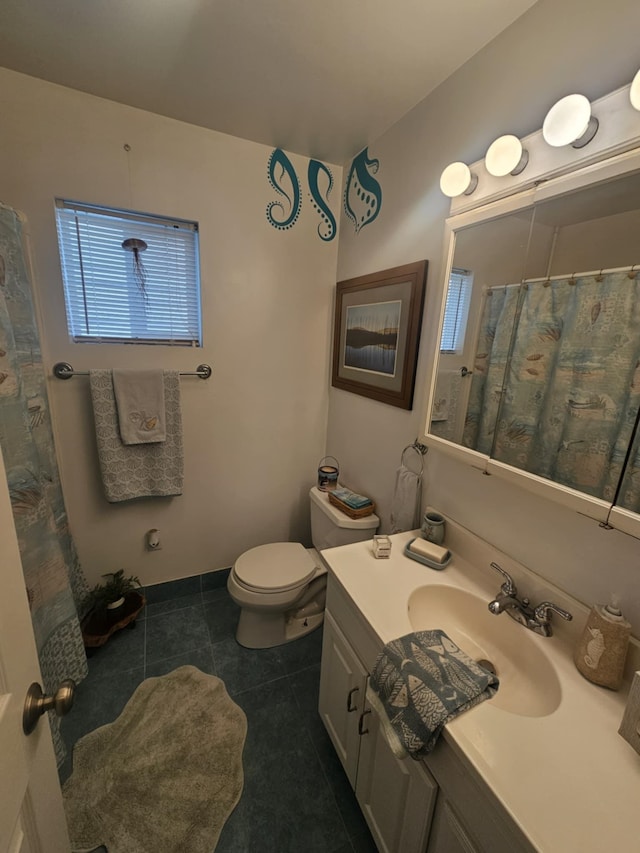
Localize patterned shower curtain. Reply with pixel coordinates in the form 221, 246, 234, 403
462, 285, 520, 453
617, 416, 640, 512
0, 204, 88, 765
474, 271, 640, 501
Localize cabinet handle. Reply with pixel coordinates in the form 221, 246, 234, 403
358, 708, 371, 736
346, 686, 359, 713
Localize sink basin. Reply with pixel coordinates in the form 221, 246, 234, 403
407, 585, 561, 717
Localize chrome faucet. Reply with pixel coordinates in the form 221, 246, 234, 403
487, 562, 572, 637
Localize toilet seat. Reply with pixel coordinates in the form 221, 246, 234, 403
234, 542, 317, 593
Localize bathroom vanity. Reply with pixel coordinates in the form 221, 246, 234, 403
318, 521, 640, 853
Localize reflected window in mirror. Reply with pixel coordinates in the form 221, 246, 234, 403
441, 268, 473, 354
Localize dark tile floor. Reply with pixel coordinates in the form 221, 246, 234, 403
60, 571, 377, 853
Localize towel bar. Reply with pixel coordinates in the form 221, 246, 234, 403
53, 362, 212, 380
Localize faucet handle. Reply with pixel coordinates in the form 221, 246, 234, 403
489, 562, 518, 596
534, 601, 573, 624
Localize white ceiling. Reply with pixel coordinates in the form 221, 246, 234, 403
0, 0, 538, 164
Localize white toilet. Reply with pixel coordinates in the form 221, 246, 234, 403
227, 486, 379, 648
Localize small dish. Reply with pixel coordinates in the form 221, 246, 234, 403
403, 538, 451, 570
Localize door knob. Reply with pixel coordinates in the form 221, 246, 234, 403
23, 679, 76, 735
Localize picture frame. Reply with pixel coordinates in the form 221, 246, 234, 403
331, 260, 428, 409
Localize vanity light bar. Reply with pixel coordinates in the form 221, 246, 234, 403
439, 66, 640, 198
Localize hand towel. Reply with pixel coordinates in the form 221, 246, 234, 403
389, 464, 421, 533
113, 369, 166, 444
90, 370, 183, 502
370, 630, 499, 758
431, 371, 452, 422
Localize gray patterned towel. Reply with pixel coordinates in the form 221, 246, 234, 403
90, 370, 184, 502
370, 630, 499, 758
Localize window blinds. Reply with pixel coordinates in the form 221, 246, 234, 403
55, 199, 202, 345
441, 268, 472, 353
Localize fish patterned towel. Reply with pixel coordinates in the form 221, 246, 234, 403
370, 630, 499, 758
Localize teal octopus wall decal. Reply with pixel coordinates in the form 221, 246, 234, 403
307, 160, 337, 242
266, 148, 301, 230
343, 148, 382, 233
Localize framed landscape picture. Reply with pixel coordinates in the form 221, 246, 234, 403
332, 260, 428, 409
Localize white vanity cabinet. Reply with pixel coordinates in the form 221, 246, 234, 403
355, 695, 437, 852
319, 574, 536, 853
319, 578, 438, 852
424, 743, 535, 853
318, 610, 368, 787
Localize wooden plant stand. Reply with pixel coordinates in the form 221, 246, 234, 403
81, 590, 146, 652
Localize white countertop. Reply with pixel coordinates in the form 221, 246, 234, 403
321, 520, 640, 853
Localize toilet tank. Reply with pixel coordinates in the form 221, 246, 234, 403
309, 486, 379, 551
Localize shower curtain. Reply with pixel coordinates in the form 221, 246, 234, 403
468, 271, 640, 501
0, 204, 88, 765
617, 416, 640, 512
462, 285, 519, 453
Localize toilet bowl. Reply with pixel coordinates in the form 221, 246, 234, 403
227, 486, 379, 648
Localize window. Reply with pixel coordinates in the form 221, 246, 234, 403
440, 267, 472, 353
55, 199, 202, 345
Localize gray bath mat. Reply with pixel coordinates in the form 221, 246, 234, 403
62, 666, 246, 853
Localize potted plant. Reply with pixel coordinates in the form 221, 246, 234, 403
88, 569, 141, 613
82, 570, 145, 651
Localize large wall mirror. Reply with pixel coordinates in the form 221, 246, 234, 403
425, 154, 640, 535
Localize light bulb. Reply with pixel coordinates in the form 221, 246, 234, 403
439, 162, 478, 197
485, 135, 528, 177
542, 94, 598, 149
630, 69, 640, 111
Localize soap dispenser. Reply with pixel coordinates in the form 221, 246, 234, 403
574, 595, 631, 690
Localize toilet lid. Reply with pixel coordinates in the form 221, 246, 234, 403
234, 542, 317, 592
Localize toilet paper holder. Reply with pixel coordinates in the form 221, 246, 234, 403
146, 529, 161, 550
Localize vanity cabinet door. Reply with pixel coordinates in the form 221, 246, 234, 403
424, 741, 535, 853
356, 694, 437, 853
319, 611, 368, 787
427, 796, 481, 853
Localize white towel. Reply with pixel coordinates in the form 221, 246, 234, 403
113, 369, 166, 444
90, 370, 183, 503
389, 464, 422, 533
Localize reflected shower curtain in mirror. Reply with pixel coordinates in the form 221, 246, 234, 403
486, 271, 640, 500
0, 205, 88, 765
617, 418, 640, 511
463, 285, 519, 453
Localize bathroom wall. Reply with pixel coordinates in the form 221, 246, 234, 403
548, 209, 640, 274
328, 0, 640, 633
0, 68, 341, 587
